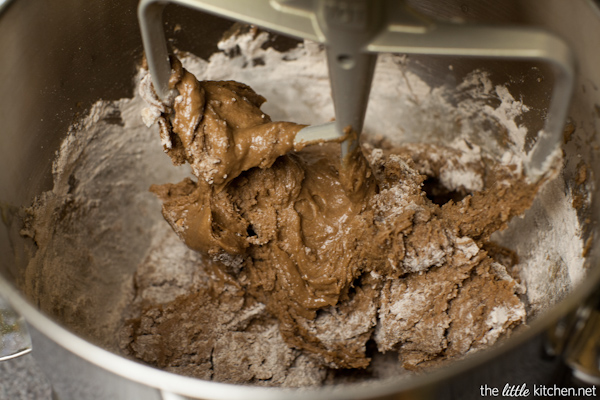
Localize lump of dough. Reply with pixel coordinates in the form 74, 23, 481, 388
135, 57, 539, 371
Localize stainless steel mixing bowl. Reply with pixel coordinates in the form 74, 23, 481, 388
1, 0, 600, 399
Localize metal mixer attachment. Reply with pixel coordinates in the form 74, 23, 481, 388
139, 0, 575, 181
0, 295, 32, 362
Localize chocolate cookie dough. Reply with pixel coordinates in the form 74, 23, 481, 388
120, 57, 541, 380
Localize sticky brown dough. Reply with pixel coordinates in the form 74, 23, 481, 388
124, 58, 542, 378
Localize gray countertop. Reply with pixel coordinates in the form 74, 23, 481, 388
0, 354, 52, 400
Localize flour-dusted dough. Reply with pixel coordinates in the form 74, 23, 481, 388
119, 58, 539, 380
